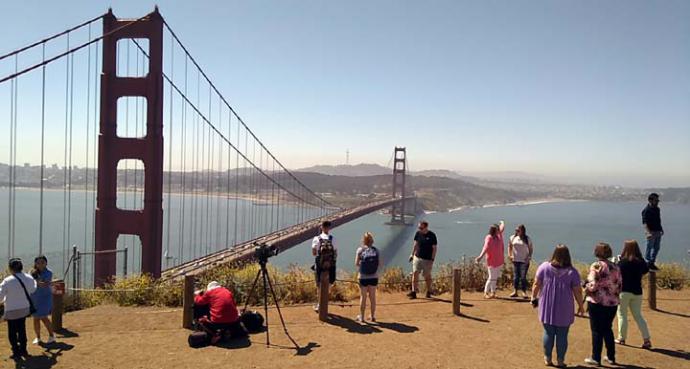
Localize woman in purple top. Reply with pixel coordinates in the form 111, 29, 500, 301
583, 242, 622, 366
531, 245, 584, 368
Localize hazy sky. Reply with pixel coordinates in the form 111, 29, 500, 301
1, 0, 689, 187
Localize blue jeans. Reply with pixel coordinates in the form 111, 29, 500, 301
645, 232, 662, 263
513, 262, 529, 292
543, 324, 570, 362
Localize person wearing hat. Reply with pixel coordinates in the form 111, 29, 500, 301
0, 258, 37, 360
194, 281, 244, 343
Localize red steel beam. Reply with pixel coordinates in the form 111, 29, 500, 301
94, 8, 164, 286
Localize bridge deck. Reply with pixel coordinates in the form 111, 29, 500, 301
161, 197, 412, 281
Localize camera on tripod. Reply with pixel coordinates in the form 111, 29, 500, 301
253, 242, 278, 264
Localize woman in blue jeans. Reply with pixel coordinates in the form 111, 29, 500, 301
509, 225, 533, 298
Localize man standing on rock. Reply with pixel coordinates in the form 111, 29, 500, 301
642, 193, 663, 271
407, 220, 437, 299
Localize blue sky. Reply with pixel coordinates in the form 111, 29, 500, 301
1, 0, 689, 187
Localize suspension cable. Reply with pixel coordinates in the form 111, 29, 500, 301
128, 39, 333, 211
160, 19, 336, 209
0, 14, 149, 85
0, 13, 104, 62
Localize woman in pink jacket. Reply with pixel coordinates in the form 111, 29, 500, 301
475, 220, 505, 298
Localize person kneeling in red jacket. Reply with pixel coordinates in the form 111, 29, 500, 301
194, 281, 246, 344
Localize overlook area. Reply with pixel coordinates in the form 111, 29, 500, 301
1, 290, 688, 369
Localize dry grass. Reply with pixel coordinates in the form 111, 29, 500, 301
59, 260, 688, 311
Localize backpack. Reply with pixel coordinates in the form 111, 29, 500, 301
317, 235, 336, 270
359, 246, 379, 275
240, 310, 265, 333
188, 331, 210, 348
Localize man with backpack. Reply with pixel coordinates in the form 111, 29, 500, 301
407, 220, 438, 299
355, 232, 382, 323
312, 220, 337, 312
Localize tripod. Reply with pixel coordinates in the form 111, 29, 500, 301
243, 257, 298, 348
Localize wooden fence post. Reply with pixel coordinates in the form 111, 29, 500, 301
648, 272, 657, 310
452, 268, 462, 315
318, 271, 329, 322
182, 275, 195, 329
51, 280, 65, 331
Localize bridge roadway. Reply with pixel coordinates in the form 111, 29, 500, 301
161, 197, 413, 281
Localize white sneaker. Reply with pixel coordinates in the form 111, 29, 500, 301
355, 315, 364, 323
46, 336, 56, 344
313, 304, 319, 312
32, 338, 41, 345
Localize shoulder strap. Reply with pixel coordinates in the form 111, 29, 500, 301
13, 274, 36, 311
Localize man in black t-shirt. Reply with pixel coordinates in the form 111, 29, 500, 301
407, 221, 437, 299
641, 193, 663, 271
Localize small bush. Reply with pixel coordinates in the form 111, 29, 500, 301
654, 263, 689, 290
379, 267, 410, 292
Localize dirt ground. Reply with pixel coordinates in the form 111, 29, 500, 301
1, 290, 688, 369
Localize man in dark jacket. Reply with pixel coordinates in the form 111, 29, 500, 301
641, 193, 663, 271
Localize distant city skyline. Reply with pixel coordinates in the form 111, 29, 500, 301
1, 1, 688, 188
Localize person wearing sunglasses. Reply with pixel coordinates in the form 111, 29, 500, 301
407, 221, 437, 299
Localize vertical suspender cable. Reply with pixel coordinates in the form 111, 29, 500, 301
11, 55, 18, 257
62, 33, 70, 272
39, 43, 46, 255
273, 162, 278, 228
91, 39, 99, 258
206, 85, 212, 252
206, 97, 213, 253
179, 55, 188, 263
242, 129, 248, 244
200, 108, 206, 252
67, 33, 75, 257
192, 69, 200, 258
165, 36, 174, 268
84, 24, 92, 254
225, 108, 231, 248
233, 118, 240, 247
7, 55, 18, 258
6, 70, 13, 259
202, 109, 208, 252
271, 160, 276, 232
216, 97, 223, 250
251, 138, 258, 239
257, 149, 263, 235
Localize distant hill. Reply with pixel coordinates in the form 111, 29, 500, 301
297, 164, 472, 180
646, 187, 690, 204
297, 163, 390, 177
458, 170, 551, 183
293, 172, 526, 211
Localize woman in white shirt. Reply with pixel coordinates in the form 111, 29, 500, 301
0, 258, 37, 360
508, 224, 533, 298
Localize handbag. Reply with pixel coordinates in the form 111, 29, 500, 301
188, 331, 210, 348
14, 274, 37, 316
